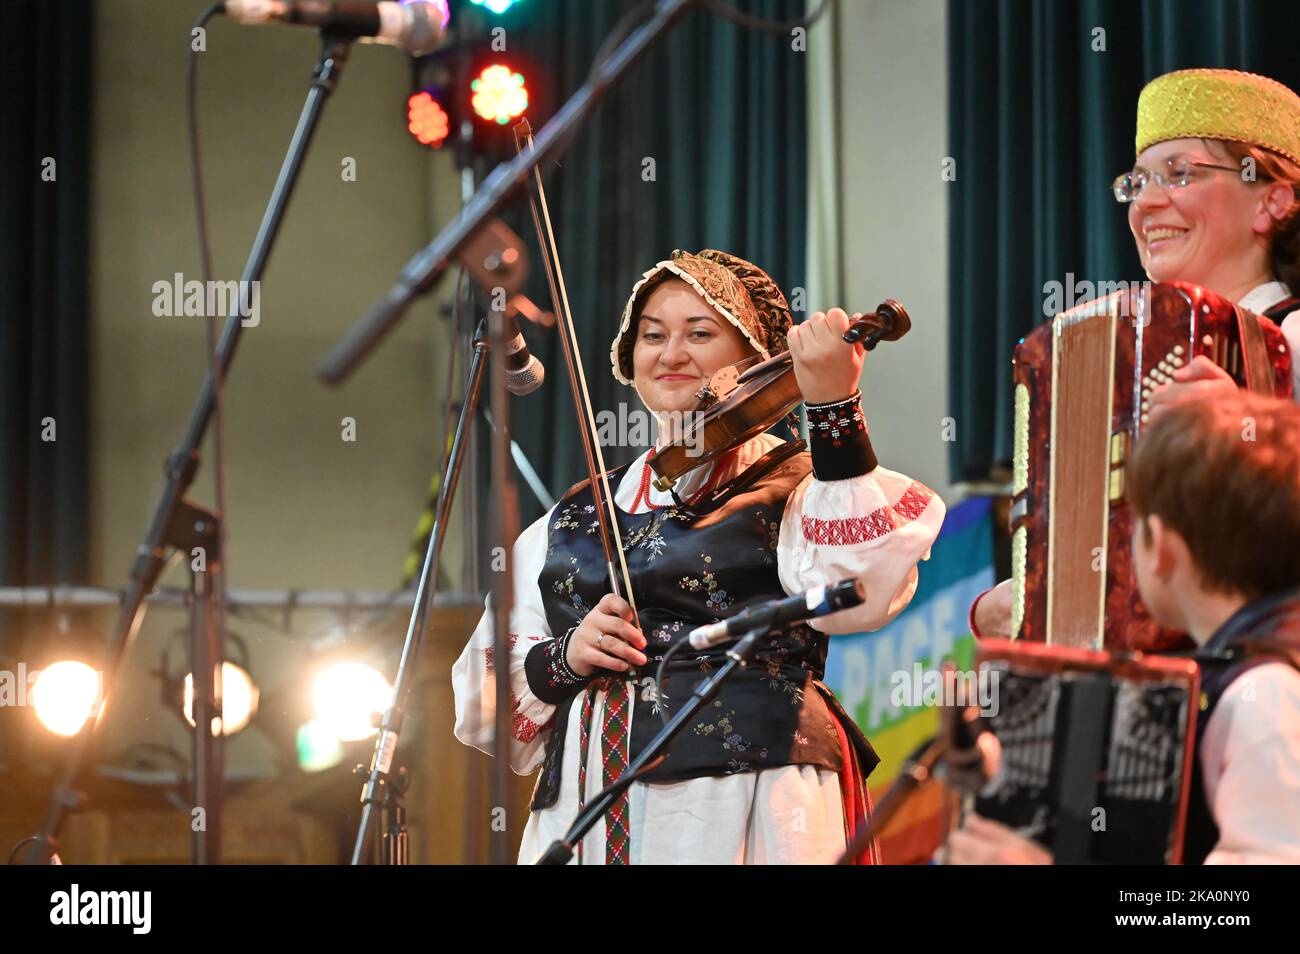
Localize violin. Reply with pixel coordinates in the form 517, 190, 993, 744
649, 300, 911, 494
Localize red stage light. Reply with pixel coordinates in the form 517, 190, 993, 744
407, 90, 450, 148
471, 64, 529, 125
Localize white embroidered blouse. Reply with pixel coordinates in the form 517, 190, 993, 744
452, 426, 945, 774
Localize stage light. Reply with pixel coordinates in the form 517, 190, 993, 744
471, 63, 529, 125
311, 661, 392, 742
31, 661, 103, 737
407, 90, 451, 148
296, 718, 346, 772
182, 662, 259, 736
469, 0, 521, 14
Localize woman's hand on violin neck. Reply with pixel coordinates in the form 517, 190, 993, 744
566, 593, 649, 677
788, 308, 865, 405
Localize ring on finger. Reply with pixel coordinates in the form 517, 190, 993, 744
596, 633, 606, 648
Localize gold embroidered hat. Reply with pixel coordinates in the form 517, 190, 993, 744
610, 249, 792, 386
1135, 68, 1300, 164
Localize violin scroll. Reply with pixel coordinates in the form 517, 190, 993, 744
843, 300, 911, 350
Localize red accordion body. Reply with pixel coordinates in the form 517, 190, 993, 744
1010, 281, 1293, 651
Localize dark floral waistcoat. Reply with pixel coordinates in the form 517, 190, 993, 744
530, 452, 879, 811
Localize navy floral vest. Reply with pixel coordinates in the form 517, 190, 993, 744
529, 452, 879, 811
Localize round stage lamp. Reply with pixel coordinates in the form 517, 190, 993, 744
407, 90, 451, 148
183, 661, 259, 736
31, 661, 104, 737
312, 661, 392, 742
471, 63, 529, 125
469, 0, 521, 14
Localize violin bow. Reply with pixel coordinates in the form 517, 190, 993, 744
513, 119, 639, 618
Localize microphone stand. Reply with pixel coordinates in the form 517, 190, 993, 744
15, 36, 355, 866
486, 304, 521, 866
350, 223, 529, 864
534, 625, 769, 866
347, 319, 489, 864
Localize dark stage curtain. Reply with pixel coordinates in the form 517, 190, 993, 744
499, 0, 807, 522
0, 5, 93, 609
946, 0, 1300, 483
0, 0, 92, 766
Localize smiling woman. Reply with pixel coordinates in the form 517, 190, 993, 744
630, 279, 754, 418
1123, 70, 1300, 406
452, 247, 947, 865
972, 68, 1300, 644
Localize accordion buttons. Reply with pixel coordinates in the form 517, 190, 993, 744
1173, 345, 1185, 356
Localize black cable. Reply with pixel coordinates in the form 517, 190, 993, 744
6, 836, 41, 865
188, 2, 230, 729
517, 0, 659, 193
445, 267, 466, 477
654, 634, 691, 725
590, 0, 658, 80
699, 0, 830, 35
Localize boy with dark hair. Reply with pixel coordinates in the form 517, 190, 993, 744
951, 391, 1300, 864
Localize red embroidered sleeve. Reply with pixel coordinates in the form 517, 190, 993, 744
801, 481, 935, 545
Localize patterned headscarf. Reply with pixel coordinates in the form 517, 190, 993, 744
609, 249, 792, 385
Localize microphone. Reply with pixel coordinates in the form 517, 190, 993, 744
687, 578, 866, 650
224, 1, 450, 56
500, 310, 544, 396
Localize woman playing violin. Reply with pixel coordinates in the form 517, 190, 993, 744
453, 248, 945, 864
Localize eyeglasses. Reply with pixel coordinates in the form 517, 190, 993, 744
1111, 158, 1241, 203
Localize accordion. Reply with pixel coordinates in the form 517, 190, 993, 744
972, 638, 1200, 864
1010, 281, 1293, 650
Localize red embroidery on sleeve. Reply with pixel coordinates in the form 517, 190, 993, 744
801, 481, 935, 545
511, 694, 543, 743
484, 634, 524, 674
482, 635, 548, 743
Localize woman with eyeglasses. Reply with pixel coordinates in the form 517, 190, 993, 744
971, 68, 1300, 643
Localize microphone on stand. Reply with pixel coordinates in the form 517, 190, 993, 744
224, 1, 450, 55
687, 578, 866, 650
499, 309, 545, 397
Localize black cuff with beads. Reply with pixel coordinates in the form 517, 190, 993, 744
805, 391, 878, 481
525, 628, 591, 704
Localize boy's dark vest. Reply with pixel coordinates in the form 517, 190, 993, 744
1262, 297, 1300, 324
530, 452, 879, 811
1182, 587, 1300, 864
1180, 296, 1299, 861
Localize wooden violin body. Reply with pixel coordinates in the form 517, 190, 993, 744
650, 354, 803, 492
649, 300, 910, 492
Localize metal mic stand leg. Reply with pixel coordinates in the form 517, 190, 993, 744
535, 627, 769, 866
349, 321, 491, 864
487, 306, 521, 866
15, 36, 354, 866
186, 509, 224, 865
